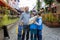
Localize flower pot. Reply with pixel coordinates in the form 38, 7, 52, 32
44, 21, 60, 28
44, 21, 52, 27
52, 22, 60, 27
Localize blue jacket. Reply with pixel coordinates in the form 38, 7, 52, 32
36, 17, 43, 30
18, 25, 23, 35
30, 23, 37, 29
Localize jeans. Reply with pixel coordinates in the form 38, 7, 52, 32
37, 30, 42, 40
22, 25, 30, 40
18, 35, 22, 40
30, 29, 37, 40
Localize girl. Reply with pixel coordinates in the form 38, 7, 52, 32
30, 12, 37, 40
35, 13, 43, 40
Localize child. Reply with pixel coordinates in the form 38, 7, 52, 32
16, 22, 23, 40
18, 25, 23, 40
30, 12, 37, 40
35, 13, 43, 40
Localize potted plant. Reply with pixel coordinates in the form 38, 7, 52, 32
43, 13, 60, 27
44, 13, 52, 26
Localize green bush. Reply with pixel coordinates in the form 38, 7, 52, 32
42, 13, 60, 23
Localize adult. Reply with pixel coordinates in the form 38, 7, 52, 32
45, 4, 49, 13
20, 7, 30, 40
40, 8, 44, 14
51, 3, 57, 13
2, 10, 10, 40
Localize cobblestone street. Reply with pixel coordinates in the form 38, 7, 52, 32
9, 24, 17, 40
0, 0, 60, 40
9, 24, 60, 40
0, 24, 60, 40
42, 24, 60, 40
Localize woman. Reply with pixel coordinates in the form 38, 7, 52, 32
35, 13, 43, 40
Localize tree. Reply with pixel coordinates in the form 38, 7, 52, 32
44, 0, 54, 6
37, 0, 41, 12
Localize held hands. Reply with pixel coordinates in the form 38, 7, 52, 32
20, 21, 23, 26
29, 16, 37, 24
33, 20, 36, 23
30, 19, 36, 24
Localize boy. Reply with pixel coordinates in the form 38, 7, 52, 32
18, 25, 23, 40
35, 13, 43, 40
16, 22, 23, 40
30, 12, 37, 40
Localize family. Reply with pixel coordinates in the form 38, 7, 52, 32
17, 6, 43, 40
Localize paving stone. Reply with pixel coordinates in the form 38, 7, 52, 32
42, 24, 60, 40
0, 30, 4, 40
1, 24, 60, 40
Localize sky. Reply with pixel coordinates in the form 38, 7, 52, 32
41, 0, 45, 8
18, 0, 37, 10
18, 0, 45, 10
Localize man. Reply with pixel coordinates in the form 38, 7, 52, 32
20, 7, 30, 40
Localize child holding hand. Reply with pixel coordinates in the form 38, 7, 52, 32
16, 22, 23, 40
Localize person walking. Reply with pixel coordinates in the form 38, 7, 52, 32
2, 26, 10, 40
2, 12, 10, 40
20, 7, 30, 40
35, 13, 43, 40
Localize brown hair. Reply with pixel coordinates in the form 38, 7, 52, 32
38, 13, 41, 16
